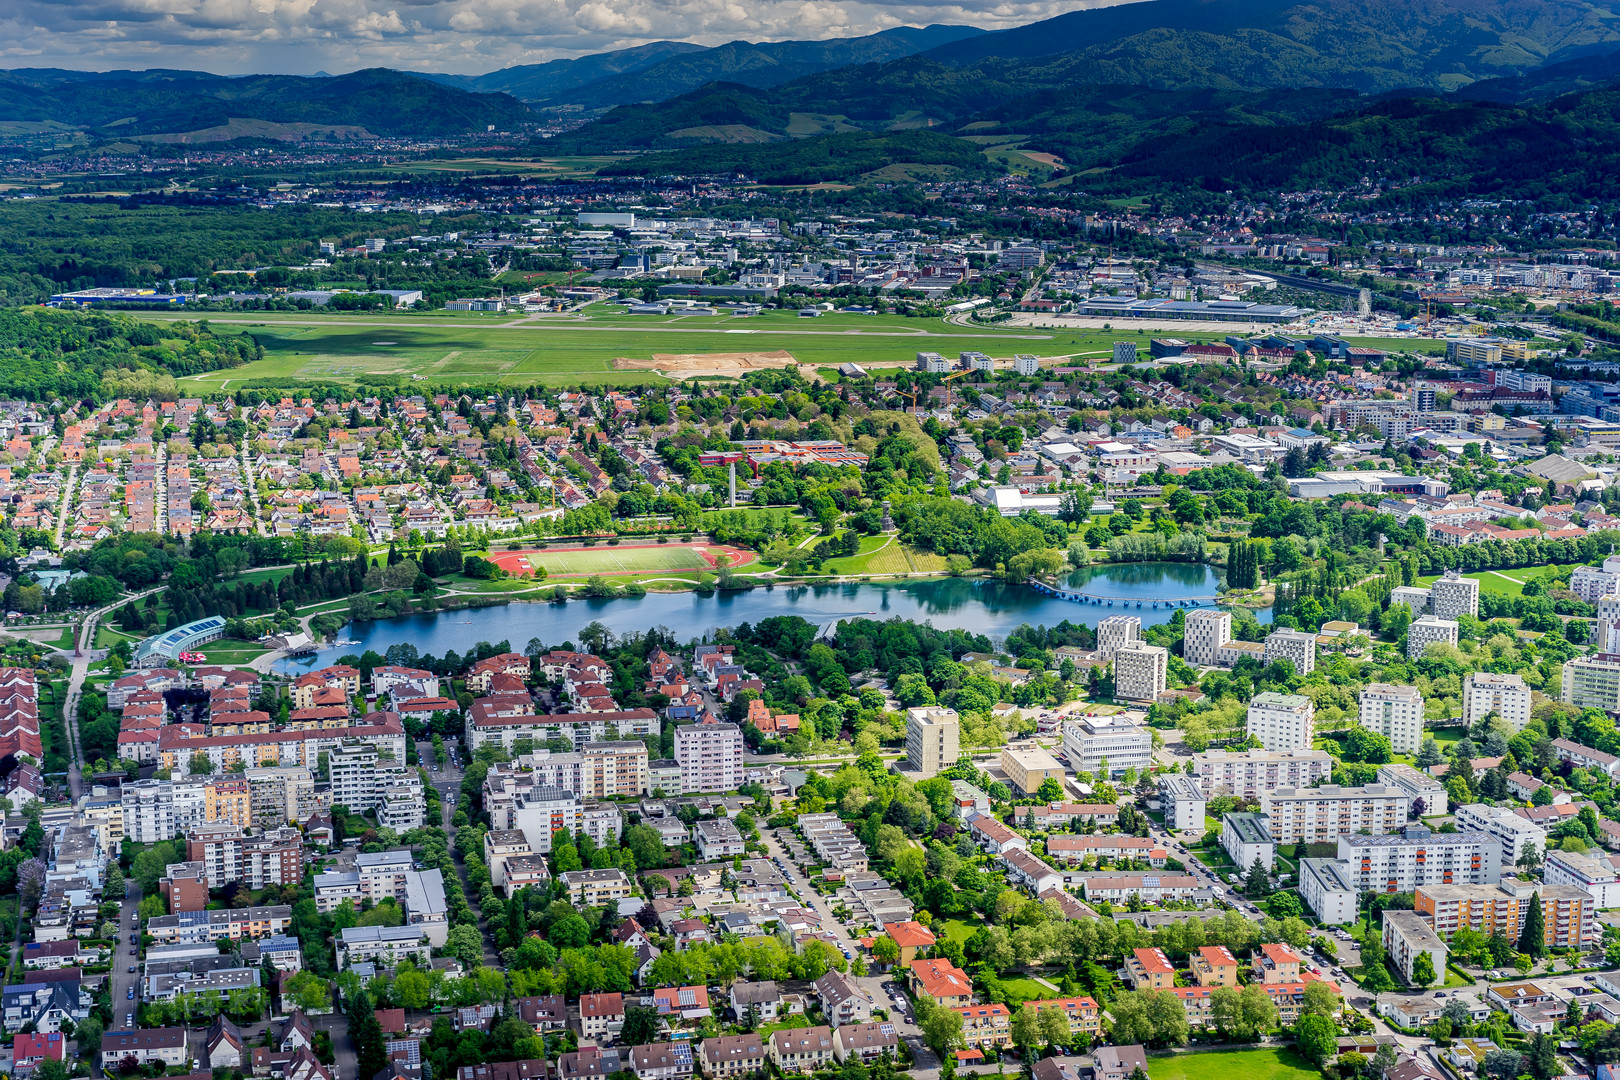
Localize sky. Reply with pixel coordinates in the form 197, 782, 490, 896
0, 0, 1130, 75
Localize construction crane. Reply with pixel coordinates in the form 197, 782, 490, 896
941, 369, 972, 406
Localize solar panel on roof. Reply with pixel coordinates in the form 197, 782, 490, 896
677, 988, 697, 1006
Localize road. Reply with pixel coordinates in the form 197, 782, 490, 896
53, 461, 78, 548
420, 738, 500, 966
61, 585, 164, 800
107, 883, 141, 1043
756, 826, 940, 1077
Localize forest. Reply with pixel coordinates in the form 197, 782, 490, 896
0, 307, 258, 400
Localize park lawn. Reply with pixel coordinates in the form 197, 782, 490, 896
1415, 564, 1585, 599
1146, 1047, 1321, 1080
1429, 727, 1465, 746
938, 918, 979, 948
529, 545, 711, 575
42, 624, 76, 650
986, 975, 1054, 1005
197, 640, 273, 663
94, 624, 141, 648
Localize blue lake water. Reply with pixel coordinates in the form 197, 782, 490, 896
275, 561, 1265, 671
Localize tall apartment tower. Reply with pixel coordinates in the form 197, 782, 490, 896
1429, 570, 1480, 620
1263, 628, 1317, 676
905, 708, 961, 778
1246, 692, 1315, 751
1183, 609, 1232, 667
1097, 616, 1142, 663
1408, 616, 1460, 658
1114, 642, 1168, 703
1597, 593, 1620, 655
1462, 671, 1532, 731
673, 716, 744, 793
1359, 683, 1425, 756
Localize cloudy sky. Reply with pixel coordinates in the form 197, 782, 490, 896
0, 0, 1128, 75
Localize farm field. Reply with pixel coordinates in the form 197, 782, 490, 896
135, 308, 1439, 388
1146, 1048, 1321, 1080
491, 543, 753, 577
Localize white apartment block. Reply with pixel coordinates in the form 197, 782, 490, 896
1377, 763, 1448, 817
512, 785, 583, 853
1114, 642, 1167, 703
1563, 654, 1620, 712
1430, 570, 1480, 620
1194, 748, 1334, 798
1245, 692, 1314, 751
1062, 715, 1152, 777
1338, 826, 1501, 893
1159, 774, 1206, 832
1391, 585, 1433, 614
1408, 615, 1460, 658
1453, 802, 1548, 858
1597, 593, 1620, 655
1462, 671, 1532, 732
1258, 783, 1406, 844
904, 708, 960, 777
1384, 910, 1448, 987
1096, 616, 1141, 663
674, 717, 745, 793
1360, 683, 1425, 756
1543, 849, 1620, 908
1182, 609, 1230, 667
1299, 857, 1358, 924
328, 741, 380, 812
1263, 628, 1316, 676
1572, 557, 1620, 604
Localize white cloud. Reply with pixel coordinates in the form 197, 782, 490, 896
0, 0, 1134, 75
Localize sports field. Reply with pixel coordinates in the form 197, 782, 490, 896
134, 306, 1442, 388
492, 543, 754, 577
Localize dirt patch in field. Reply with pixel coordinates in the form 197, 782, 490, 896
614, 351, 800, 378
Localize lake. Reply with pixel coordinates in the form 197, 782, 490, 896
275, 561, 1263, 670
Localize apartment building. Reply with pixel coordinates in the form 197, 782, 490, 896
1462, 671, 1532, 731
1124, 948, 1175, 990
1159, 774, 1206, 832
674, 717, 745, 793
1245, 693, 1314, 752
1062, 715, 1152, 777
1263, 628, 1316, 676
465, 707, 659, 753
1095, 616, 1140, 662
1182, 609, 1231, 667
1259, 784, 1406, 844
1299, 857, 1358, 924
1430, 569, 1481, 620
244, 767, 319, 828
1360, 684, 1425, 756
1221, 812, 1275, 871
1416, 881, 1594, 949
701, 1034, 765, 1078
185, 825, 303, 890
1408, 615, 1460, 658
1338, 826, 1502, 893
1000, 747, 1065, 795
1384, 910, 1448, 986
1113, 642, 1168, 703
769, 1027, 834, 1074
511, 785, 583, 854
559, 868, 634, 906
1377, 763, 1449, 818
1454, 803, 1548, 858
1563, 654, 1620, 711
1020, 997, 1100, 1040
329, 741, 380, 811
1543, 850, 1620, 908
1194, 748, 1334, 797
903, 708, 960, 778
1190, 946, 1240, 987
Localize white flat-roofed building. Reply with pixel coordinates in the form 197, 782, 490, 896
1263, 628, 1316, 676
1454, 802, 1548, 858
1062, 715, 1152, 777
905, 708, 960, 778
1259, 784, 1405, 844
1377, 763, 1448, 817
1543, 849, 1620, 908
1096, 617, 1141, 663
1194, 748, 1334, 797
1384, 910, 1448, 987
1430, 570, 1480, 620
1391, 585, 1433, 614
674, 717, 744, 793
1299, 858, 1358, 924
1114, 642, 1167, 703
1221, 812, 1275, 872
1246, 693, 1314, 751
1159, 774, 1206, 832
1563, 654, 1620, 712
338, 925, 429, 970
1337, 825, 1502, 893
1360, 684, 1425, 756
1463, 672, 1532, 731
1000, 746, 1065, 795
1182, 610, 1231, 667
1408, 615, 1460, 658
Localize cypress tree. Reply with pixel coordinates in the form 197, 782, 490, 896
1519, 892, 1546, 957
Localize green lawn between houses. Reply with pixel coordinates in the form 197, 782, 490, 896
1146, 1047, 1321, 1080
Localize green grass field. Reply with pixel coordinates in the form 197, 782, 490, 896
527, 546, 711, 575
821, 535, 950, 576
1146, 1048, 1320, 1080
135, 307, 1445, 388
1415, 563, 1585, 598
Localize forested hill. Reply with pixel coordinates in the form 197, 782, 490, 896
0, 308, 257, 401
0, 68, 533, 140
551, 0, 1620, 151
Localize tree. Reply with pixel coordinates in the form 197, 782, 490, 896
74, 1014, 103, 1057
1416, 738, 1443, 768
1519, 893, 1547, 958
285, 970, 331, 1013
921, 1005, 964, 1060
103, 863, 126, 901
189, 751, 214, 775
1238, 983, 1279, 1036
623, 825, 666, 871
1358, 932, 1394, 994
1038, 1005, 1071, 1049
1010, 1006, 1040, 1056
1411, 951, 1437, 987
1108, 992, 1154, 1046
1484, 1049, 1524, 1080
872, 935, 900, 967
1295, 1014, 1338, 1064
1300, 981, 1339, 1020
1519, 841, 1543, 873
1527, 1033, 1558, 1080
1210, 986, 1242, 1038
446, 924, 484, 967
621, 1006, 660, 1046
1244, 856, 1271, 897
